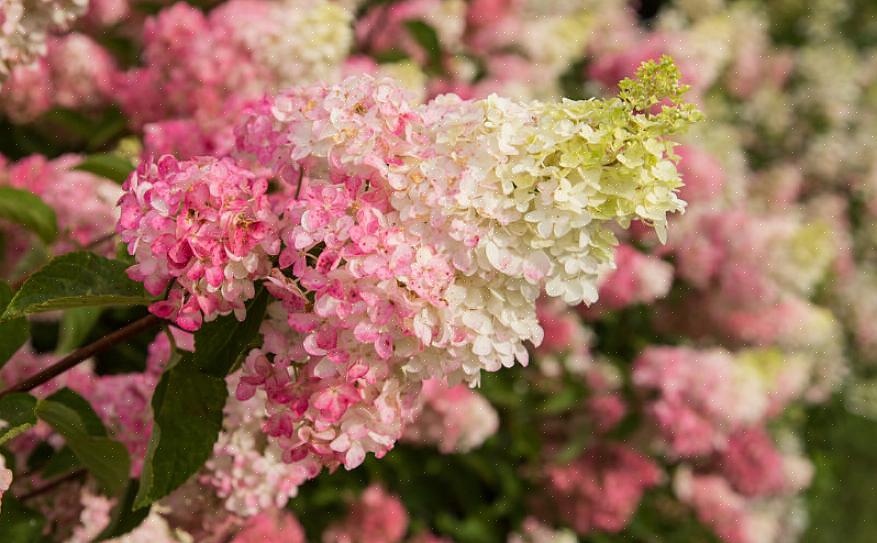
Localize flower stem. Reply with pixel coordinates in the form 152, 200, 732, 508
0, 314, 161, 398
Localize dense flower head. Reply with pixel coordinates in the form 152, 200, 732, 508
719, 427, 788, 497
632, 346, 769, 457
0, 0, 88, 83
402, 378, 499, 453
545, 444, 662, 535
113, 0, 354, 156
226, 64, 698, 472
117, 155, 281, 330
1, 153, 122, 256
322, 484, 409, 543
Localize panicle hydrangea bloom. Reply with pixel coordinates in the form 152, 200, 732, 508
0, 0, 88, 83
117, 155, 281, 330
113, 0, 353, 157
45, 32, 116, 109
322, 484, 409, 543
103, 508, 185, 543
632, 346, 769, 457
68, 489, 114, 543
673, 465, 810, 543
356, 0, 466, 62
587, 244, 674, 312
719, 427, 788, 498
402, 378, 499, 453
0, 57, 51, 122
0, 32, 116, 122
229, 509, 306, 543
544, 444, 662, 535
227, 60, 697, 472
1, 153, 122, 256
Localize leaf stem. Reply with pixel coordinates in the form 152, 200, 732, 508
18, 468, 87, 501
0, 314, 161, 398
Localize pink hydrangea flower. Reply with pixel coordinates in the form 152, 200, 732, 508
230, 510, 306, 543
403, 378, 499, 453
545, 444, 661, 535
632, 347, 768, 457
588, 245, 674, 313
719, 428, 787, 497
323, 485, 409, 543
117, 155, 281, 330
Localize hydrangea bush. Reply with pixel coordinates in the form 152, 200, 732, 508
1, 0, 876, 542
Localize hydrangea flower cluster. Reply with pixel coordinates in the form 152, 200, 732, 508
1, 32, 116, 123
1, 152, 122, 268
229, 62, 695, 471
544, 444, 662, 535
112, 0, 353, 157
117, 156, 281, 330
402, 379, 499, 453
0, 0, 88, 83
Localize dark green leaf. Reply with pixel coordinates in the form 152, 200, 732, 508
0, 186, 58, 244
0, 282, 28, 368
134, 289, 269, 508
134, 366, 227, 509
74, 154, 135, 184
2, 252, 151, 320
40, 446, 81, 479
0, 495, 46, 543
193, 287, 269, 377
404, 20, 443, 72
96, 480, 151, 540
0, 393, 37, 446
36, 388, 130, 495
56, 307, 102, 354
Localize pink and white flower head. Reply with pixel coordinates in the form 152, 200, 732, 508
46, 33, 116, 110
632, 347, 769, 457
3, 153, 122, 254
0, 59, 52, 123
675, 145, 726, 205
588, 244, 674, 313
403, 378, 499, 453
322, 484, 409, 543
0, 0, 88, 84
230, 67, 694, 471
230, 509, 306, 543
117, 155, 281, 330
545, 444, 662, 535
205, 373, 319, 517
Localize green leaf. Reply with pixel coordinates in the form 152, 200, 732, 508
40, 446, 81, 479
0, 393, 37, 446
0, 495, 46, 543
0, 282, 28, 368
96, 480, 151, 541
56, 307, 102, 354
404, 20, 443, 72
36, 388, 130, 496
0, 186, 58, 245
2, 252, 151, 320
193, 286, 269, 377
74, 153, 135, 184
134, 288, 269, 508
134, 367, 227, 509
